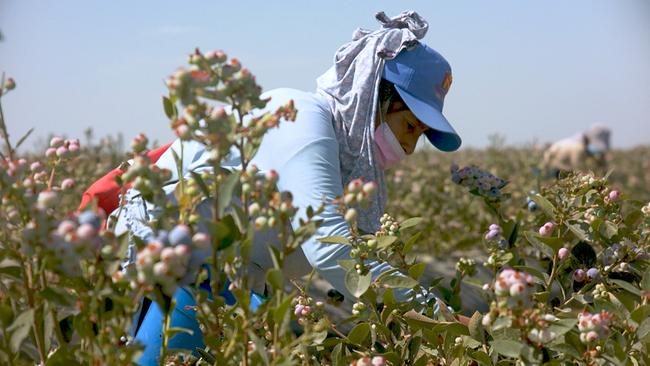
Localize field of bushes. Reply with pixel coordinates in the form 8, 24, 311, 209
1, 51, 649, 366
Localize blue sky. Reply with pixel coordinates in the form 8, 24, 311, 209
1, 0, 648, 150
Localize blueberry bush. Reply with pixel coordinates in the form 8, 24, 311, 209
0, 51, 649, 366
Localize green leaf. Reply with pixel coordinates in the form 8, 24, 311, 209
468, 350, 492, 366
467, 311, 485, 343
376, 235, 398, 250
14, 127, 34, 150
317, 236, 351, 245
189, 171, 211, 198
218, 171, 240, 217
599, 221, 618, 239
530, 194, 556, 219
337, 260, 356, 272
41, 287, 72, 307
567, 223, 589, 241
403, 232, 422, 254
547, 318, 578, 337
610, 279, 641, 297
346, 322, 370, 346
490, 339, 523, 358
0, 266, 23, 280
642, 270, 650, 292
7, 308, 34, 353
273, 293, 294, 324
162, 95, 177, 119
345, 270, 371, 297
631, 304, 650, 324
408, 262, 427, 280
638, 318, 650, 339
524, 232, 553, 258
266, 269, 283, 292
378, 274, 418, 289
400, 217, 423, 229
45, 346, 82, 366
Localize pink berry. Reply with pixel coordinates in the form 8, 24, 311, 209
573, 269, 586, 282
294, 304, 305, 316
49, 137, 64, 148
55, 146, 69, 158
608, 190, 620, 201
76, 224, 97, 240
45, 147, 57, 158
61, 178, 75, 190
372, 356, 386, 366
558, 247, 569, 259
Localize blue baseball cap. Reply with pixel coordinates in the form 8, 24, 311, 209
383, 43, 462, 152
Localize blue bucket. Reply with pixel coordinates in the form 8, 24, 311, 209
133, 285, 266, 366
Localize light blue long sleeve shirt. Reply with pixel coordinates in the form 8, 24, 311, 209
126, 88, 437, 308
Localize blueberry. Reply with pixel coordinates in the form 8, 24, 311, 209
77, 211, 101, 230
586, 268, 600, 280
156, 230, 170, 245
527, 201, 538, 212
169, 225, 192, 246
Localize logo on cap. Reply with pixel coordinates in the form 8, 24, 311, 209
441, 71, 452, 96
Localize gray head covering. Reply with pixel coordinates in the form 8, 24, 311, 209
316, 11, 428, 233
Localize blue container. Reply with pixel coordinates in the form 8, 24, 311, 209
133, 285, 266, 366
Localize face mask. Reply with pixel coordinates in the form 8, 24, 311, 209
374, 121, 406, 170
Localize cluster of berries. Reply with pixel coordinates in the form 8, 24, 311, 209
455, 257, 476, 276
125, 225, 210, 296
528, 324, 558, 344
493, 269, 536, 308
338, 179, 378, 229
573, 267, 600, 283
120, 152, 173, 203
28, 211, 104, 276
292, 294, 325, 326
45, 137, 80, 161
485, 224, 502, 241
579, 174, 606, 189
351, 301, 367, 316
578, 311, 612, 344
484, 224, 509, 252
538, 221, 555, 237
377, 213, 399, 236
241, 165, 297, 231
450, 164, 507, 201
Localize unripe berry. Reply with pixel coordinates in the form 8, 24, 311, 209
362, 181, 377, 195
61, 178, 75, 190
344, 208, 357, 224
49, 137, 64, 148
558, 247, 569, 259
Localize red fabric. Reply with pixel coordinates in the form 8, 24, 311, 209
78, 142, 173, 214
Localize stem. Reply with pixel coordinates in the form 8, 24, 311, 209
22, 260, 46, 364
0, 73, 15, 160
47, 164, 57, 191
159, 298, 174, 366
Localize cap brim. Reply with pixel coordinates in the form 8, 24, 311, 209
394, 87, 462, 152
